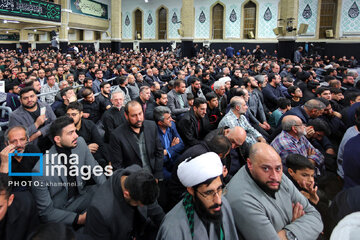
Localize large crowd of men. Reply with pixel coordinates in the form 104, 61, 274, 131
0, 44, 360, 239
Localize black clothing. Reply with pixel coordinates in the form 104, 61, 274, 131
101, 107, 126, 143
54, 102, 68, 117
6, 144, 40, 191
76, 118, 109, 166
176, 108, 210, 148
231, 76, 243, 88
82, 97, 103, 123
145, 102, 161, 120
96, 93, 111, 116
290, 98, 305, 108
84, 165, 165, 240
0, 191, 40, 240
207, 106, 222, 130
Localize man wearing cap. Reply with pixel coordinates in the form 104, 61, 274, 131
156, 152, 238, 240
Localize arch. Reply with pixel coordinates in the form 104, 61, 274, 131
157, 6, 168, 40
242, 0, 257, 39
318, 0, 338, 38
211, 2, 225, 39
133, 8, 143, 40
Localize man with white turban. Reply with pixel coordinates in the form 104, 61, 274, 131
156, 152, 239, 240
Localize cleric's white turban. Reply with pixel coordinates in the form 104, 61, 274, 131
177, 152, 223, 187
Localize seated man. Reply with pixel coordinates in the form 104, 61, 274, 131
81, 87, 105, 123
206, 92, 222, 130
0, 126, 40, 192
177, 98, 210, 148
0, 173, 40, 240
167, 80, 189, 120
32, 116, 106, 226
218, 96, 265, 145
153, 106, 184, 179
271, 115, 324, 175
101, 90, 126, 143
66, 102, 109, 167
54, 87, 77, 117
9, 87, 56, 151
145, 90, 168, 121
85, 165, 164, 240
157, 152, 238, 240
226, 143, 323, 240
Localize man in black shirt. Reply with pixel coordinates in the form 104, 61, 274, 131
81, 88, 104, 123
145, 90, 168, 120
0, 126, 40, 191
0, 173, 40, 240
54, 87, 77, 117
66, 102, 109, 167
101, 90, 126, 143
97, 81, 112, 116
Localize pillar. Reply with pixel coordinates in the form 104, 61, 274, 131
277, 0, 298, 59
111, 0, 122, 53
19, 29, 29, 53
59, 0, 70, 53
181, 0, 194, 58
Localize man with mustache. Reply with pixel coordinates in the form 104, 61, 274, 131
8, 87, 56, 151
31, 116, 106, 226
226, 143, 323, 240
0, 126, 40, 191
109, 101, 164, 180
156, 152, 239, 240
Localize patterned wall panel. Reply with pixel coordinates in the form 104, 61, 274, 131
195, 5, 211, 39
225, 4, 241, 38
122, 11, 132, 39
122, 0, 182, 40
297, 0, 318, 36
258, 1, 279, 38
340, 0, 360, 35
168, 8, 181, 39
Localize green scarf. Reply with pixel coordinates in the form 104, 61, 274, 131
182, 192, 224, 240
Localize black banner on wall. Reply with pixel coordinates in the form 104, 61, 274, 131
0, 0, 61, 22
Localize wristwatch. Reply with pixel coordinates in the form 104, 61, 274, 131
285, 230, 298, 240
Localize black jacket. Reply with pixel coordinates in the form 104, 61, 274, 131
176, 108, 210, 147
1, 192, 39, 240
84, 165, 165, 240
109, 120, 164, 179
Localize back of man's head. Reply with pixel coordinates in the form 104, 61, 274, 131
0, 173, 12, 199
124, 170, 159, 205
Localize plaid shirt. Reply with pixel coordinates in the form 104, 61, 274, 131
218, 109, 262, 145
271, 130, 324, 174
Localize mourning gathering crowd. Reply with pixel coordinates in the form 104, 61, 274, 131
0, 44, 360, 240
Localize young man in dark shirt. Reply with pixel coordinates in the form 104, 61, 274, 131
66, 102, 109, 167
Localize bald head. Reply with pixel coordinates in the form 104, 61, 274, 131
226, 126, 246, 148
249, 143, 281, 164
281, 115, 301, 131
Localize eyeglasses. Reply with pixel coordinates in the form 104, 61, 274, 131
197, 185, 227, 200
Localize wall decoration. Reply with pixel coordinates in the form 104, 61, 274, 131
199, 10, 206, 23
302, 4, 312, 19
348, 2, 359, 18
229, 9, 237, 23
72, 0, 108, 19
147, 13, 153, 25
0, 0, 61, 22
171, 12, 178, 24
263, 7, 272, 21
125, 15, 130, 26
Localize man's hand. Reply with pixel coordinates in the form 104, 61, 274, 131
83, 113, 90, 118
300, 181, 319, 205
222, 165, 228, 178
171, 137, 180, 147
332, 111, 342, 119
35, 115, 47, 129
163, 149, 167, 156
277, 230, 287, 240
263, 122, 271, 130
88, 143, 99, 153
77, 212, 87, 225
305, 126, 315, 138
29, 131, 42, 142
292, 202, 305, 222
0, 144, 16, 173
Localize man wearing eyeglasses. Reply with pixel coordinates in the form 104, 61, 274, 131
156, 152, 239, 240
